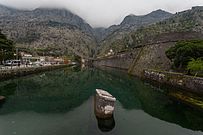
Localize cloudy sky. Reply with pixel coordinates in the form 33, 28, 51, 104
0, 0, 203, 27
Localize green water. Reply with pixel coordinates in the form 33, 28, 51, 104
0, 67, 202, 135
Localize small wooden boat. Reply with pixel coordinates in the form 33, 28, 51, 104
94, 89, 116, 118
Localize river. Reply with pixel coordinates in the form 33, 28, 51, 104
0, 67, 202, 135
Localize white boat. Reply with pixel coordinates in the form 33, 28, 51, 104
94, 89, 116, 118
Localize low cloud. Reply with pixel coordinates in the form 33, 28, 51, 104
0, 0, 203, 27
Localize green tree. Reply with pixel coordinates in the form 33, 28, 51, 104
187, 58, 203, 76
0, 31, 15, 63
166, 40, 203, 69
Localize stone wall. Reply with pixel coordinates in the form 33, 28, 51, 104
93, 49, 140, 70
94, 32, 203, 77
93, 32, 203, 93
130, 42, 173, 77
94, 42, 173, 76
0, 65, 68, 81
144, 69, 203, 94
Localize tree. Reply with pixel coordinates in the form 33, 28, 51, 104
166, 40, 203, 69
0, 31, 15, 63
187, 58, 203, 76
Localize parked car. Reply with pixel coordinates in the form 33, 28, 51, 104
4, 60, 12, 66
4, 60, 21, 66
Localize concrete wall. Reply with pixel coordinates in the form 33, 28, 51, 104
144, 69, 203, 94
0, 65, 68, 81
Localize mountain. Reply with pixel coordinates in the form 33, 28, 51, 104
0, 4, 172, 58
0, 4, 17, 15
93, 9, 172, 42
98, 6, 203, 56
31, 8, 95, 36
0, 5, 96, 57
1, 4, 200, 58
121, 9, 172, 27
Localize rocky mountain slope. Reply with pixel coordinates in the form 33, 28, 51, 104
0, 4, 202, 59
94, 9, 172, 42
0, 5, 96, 57
0, 4, 173, 57
98, 6, 203, 56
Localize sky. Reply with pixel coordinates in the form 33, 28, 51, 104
0, 0, 203, 28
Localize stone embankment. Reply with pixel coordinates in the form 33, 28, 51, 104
94, 32, 203, 76
93, 32, 203, 93
94, 42, 173, 76
144, 69, 203, 94
93, 50, 140, 70
0, 64, 68, 81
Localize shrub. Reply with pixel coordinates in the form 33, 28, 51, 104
0, 31, 15, 63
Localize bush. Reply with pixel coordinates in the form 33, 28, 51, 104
0, 31, 15, 63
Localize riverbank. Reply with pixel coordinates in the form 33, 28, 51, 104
93, 36, 203, 94
0, 64, 69, 81
143, 69, 203, 95
94, 53, 203, 95
94, 64, 203, 95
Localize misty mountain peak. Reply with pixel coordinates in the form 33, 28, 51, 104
121, 9, 172, 25
192, 6, 203, 11
148, 9, 172, 18
33, 7, 79, 19
93, 9, 174, 41
0, 4, 17, 15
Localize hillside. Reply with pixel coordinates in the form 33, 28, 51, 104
0, 4, 202, 58
98, 6, 203, 56
0, 5, 96, 57
94, 9, 172, 42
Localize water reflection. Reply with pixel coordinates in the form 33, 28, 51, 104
0, 67, 202, 133
0, 82, 17, 96
96, 116, 115, 132
0, 96, 5, 109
